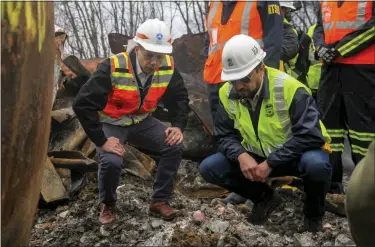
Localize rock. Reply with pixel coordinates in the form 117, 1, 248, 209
95, 239, 110, 247
334, 234, 355, 246
142, 225, 175, 246
100, 225, 110, 237
322, 241, 333, 246
58, 210, 69, 218
80, 235, 87, 244
272, 242, 283, 246
207, 220, 230, 234
193, 210, 206, 223
42, 238, 54, 245
77, 226, 85, 233
211, 198, 225, 207
120, 233, 126, 242
141, 223, 150, 232
235, 223, 261, 246
217, 207, 226, 216
151, 219, 164, 229
323, 223, 333, 230
217, 235, 226, 247
200, 203, 209, 211
293, 232, 316, 246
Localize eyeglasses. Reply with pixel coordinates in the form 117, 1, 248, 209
232, 71, 256, 84
139, 48, 164, 61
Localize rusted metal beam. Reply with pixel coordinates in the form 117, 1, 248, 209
1, 2, 55, 245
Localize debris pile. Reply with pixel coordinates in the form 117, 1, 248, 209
31, 162, 354, 246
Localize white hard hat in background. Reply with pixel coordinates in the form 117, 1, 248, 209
221, 34, 266, 81
132, 18, 173, 54
280, 1, 296, 10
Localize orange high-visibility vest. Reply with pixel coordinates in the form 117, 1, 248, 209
99, 52, 174, 126
321, 1, 375, 64
204, 1, 264, 84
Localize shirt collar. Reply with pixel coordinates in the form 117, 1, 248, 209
135, 54, 145, 77
228, 68, 270, 100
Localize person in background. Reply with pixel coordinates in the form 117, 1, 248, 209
306, 24, 321, 100
199, 34, 332, 232
73, 19, 189, 225
203, 0, 283, 122
314, 1, 375, 195
279, 1, 299, 78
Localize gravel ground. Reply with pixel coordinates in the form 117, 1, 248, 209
30, 160, 355, 247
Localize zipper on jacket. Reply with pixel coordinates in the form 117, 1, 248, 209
254, 128, 266, 157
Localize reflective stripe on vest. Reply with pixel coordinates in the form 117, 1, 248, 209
322, 1, 368, 30
206, 1, 264, 55
100, 53, 174, 126
274, 73, 293, 140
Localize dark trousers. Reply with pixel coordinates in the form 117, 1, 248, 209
317, 64, 375, 191
199, 150, 332, 218
97, 116, 183, 203
206, 82, 225, 122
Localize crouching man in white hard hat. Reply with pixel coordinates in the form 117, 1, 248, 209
73, 19, 189, 224
199, 34, 332, 232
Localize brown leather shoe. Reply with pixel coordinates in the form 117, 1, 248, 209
99, 203, 116, 225
149, 201, 180, 221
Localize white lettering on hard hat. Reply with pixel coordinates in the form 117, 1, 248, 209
252, 46, 258, 55
227, 58, 234, 66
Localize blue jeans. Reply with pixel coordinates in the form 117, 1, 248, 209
199, 149, 332, 218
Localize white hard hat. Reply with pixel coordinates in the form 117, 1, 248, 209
132, 18, 172, 54
280, 2, 296, 10
221, 34, 266, 81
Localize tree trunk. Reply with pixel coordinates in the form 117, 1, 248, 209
64, 2, 84, 58
192, 2, 202, 33
175, 2, 193, 34
197, 2, 206, 32
75, 2, 94, 57
1, 2, 55, 245
129, 2, 134, 36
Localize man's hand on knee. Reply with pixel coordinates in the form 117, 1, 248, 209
101, 137, 125, 156
165, 127, 183, 146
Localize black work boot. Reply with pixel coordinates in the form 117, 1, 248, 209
220, 192, 247, 205
303, 216, 323, 233
247, 190, 282, 225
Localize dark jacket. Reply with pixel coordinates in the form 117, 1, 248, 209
72, 52, 190, 147
313, 1, 375, 58
281, 21, 299, 62
214, 69, 326, 168
203, 1, 283, 69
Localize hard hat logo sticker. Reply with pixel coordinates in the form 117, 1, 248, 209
227, 58, 234, 67
156, 33, 163, 40
252, 46, 259, 56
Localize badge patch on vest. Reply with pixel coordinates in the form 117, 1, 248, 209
265, 104, 274, 117
322, 6, 332, 23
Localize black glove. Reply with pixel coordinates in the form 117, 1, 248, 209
316, 45, 339, 63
